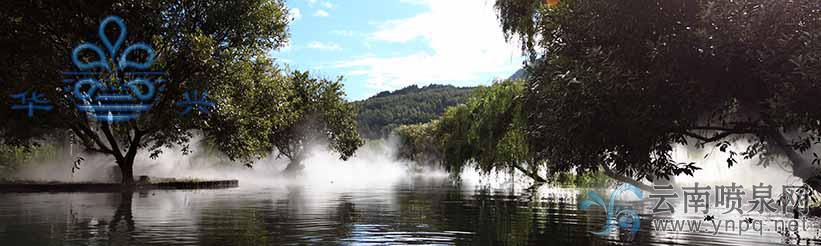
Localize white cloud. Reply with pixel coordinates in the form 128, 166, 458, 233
322, 2, 334, 9
331, 30, 355, 37
289, 8, 302, 21
333, 0, 523, 91
307, 41, 342, 51
313, 9, 330, 17
306, 0, 317, 5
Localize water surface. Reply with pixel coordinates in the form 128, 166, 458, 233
0, 177, 818, 245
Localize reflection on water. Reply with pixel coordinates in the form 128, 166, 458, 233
1, 177, 820, 245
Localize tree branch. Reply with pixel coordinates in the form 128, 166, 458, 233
74, 123, 114, 154
125, 129, 144, 160
679, 125, 759, 143
511, 162, 547, 183
681, 131, 736, 143
100, 122, 124, 160
601, 164, 654, 192
69, 126, 98, 152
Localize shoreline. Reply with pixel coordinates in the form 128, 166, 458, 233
0, 179, 239, 193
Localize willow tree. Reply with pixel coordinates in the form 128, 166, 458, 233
441, 80, 545, 182
495, 0, 821, 190
396, 80, 547, 182
0, 0, 291, 183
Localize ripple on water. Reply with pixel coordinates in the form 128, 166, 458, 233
0, 179, 820, 245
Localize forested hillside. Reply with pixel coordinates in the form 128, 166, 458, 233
355, 84, 475, 139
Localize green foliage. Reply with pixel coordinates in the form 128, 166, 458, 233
270, 71, 364, 169
433, 80, 534, 174
0, 144, 57, 178
494, 0, 821, 185
466, 80, 531, 173
0, 1, 362, 181
396, 80, 545, 181
202, 55, 292, 164
0, 145, 31, 178
436, 104, 474, 172
395, 121, 442, 165
552, 171, 611, 188
198, 58, 364, 170
356, 85, 475, 139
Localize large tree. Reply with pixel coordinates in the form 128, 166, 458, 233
272, 71, 363, 173
0, 0, 291, 184
495, 0, 821, 190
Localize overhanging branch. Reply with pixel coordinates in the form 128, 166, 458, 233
74, 123, 114, 155
678, 124, 760, 143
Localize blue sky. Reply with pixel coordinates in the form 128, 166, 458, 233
270, 0, 525, 100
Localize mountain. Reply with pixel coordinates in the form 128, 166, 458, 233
355, 84, 476, 139
508, 68, 526, 80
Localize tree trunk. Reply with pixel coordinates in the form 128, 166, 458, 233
283, 161, 303, 174
117, 158, 135, 185
512, 163, 547, 183
283, 151, 305, 174
601, 164, 654, 192
118, 132, 142, 186
767, 129, 821, 193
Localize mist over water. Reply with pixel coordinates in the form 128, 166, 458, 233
671, 141, 801, 188
10, 136, 452, 190
6, 137, 821, 245
9, 134, 812, 196
13, 151, 118, 182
